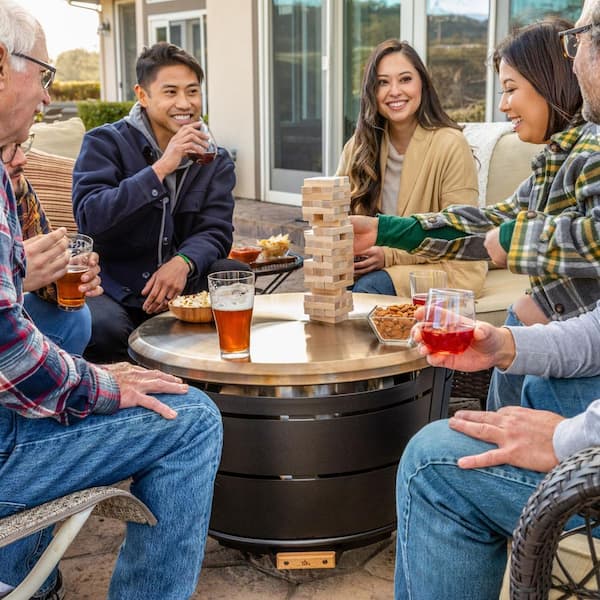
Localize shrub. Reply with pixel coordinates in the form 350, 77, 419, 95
51, 81, 100, 101
77, 101, 135, 130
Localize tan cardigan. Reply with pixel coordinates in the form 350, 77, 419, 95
337, 125, 487, 297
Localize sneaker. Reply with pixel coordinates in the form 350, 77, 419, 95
30, 571, 65, 600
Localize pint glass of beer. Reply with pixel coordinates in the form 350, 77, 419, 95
208, 270, 255, 360
56, 233, 93, 311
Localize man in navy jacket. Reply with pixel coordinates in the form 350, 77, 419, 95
73, 42, 241, 362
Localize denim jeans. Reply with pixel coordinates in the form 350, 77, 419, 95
352, 269, 396, 295
0, 387, 223, 599
395, 374, 600, 600
486, 305, 525, 411
23, 292, 92, 355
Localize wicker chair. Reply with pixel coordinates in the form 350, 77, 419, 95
509, 446, 600, 599
0, 486, 156, 599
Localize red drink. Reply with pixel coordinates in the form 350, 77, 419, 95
421, 324, 474, 354
188, 151, 216, 164
212, 307, 253, 355
411, 293, 427, 306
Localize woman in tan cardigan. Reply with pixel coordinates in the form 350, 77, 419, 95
337, 39, 487, 297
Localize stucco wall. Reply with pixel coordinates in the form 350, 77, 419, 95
206, 0, 260, 200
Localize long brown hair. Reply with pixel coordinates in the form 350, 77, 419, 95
348, 40, 461, 216
493, 18, 583, 139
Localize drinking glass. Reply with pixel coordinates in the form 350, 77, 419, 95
420, 288, 475, 355
56, 233, 93, 311
188, 117, 217, 164
208, 271, 255, 360
409, 270, 447, 306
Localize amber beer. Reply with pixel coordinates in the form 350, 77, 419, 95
56, 265, 88, 310
57, 233, 93, 312
208, 271, 255, 360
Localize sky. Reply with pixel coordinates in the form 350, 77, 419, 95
17, 0, 100, 60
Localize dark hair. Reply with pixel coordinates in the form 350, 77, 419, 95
493, 18, 583, 139
136, 42, 204, 88
349, 40, 461, 216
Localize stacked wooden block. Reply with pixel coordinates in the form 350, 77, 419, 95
302, 176, 354, 324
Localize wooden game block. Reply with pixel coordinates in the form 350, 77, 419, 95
304, 213, 352, 227
304, 261, 353, 279
304, 243, 354, 257
311, 224, 353, 237
302, 205, 348, 222
311, 255, 354, 270
304, 272, 354, 287
303, 176, 349, 188
301, 189, 349, 202
304, 236, 353, 250
304, 291, 353, 311
307, 309, 352, 324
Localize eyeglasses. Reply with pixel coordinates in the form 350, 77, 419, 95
559, 23, 594, 59
11, 52, 56, 89
1, 134, 35, 164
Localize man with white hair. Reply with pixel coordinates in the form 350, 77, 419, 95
0, 2, 222, 599
391, 2, 600, 598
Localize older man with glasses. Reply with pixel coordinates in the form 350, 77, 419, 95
0, 133, 102, 355
0, 2, 223, 600
388, 1, 600, 599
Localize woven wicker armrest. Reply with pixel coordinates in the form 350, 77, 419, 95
0, 486, 156, 549
510, 446, 600, 599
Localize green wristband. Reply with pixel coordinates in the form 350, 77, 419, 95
177, 252, 194, 274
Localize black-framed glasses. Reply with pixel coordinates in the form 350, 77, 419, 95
559, 23, 594, 59
1, 134, 35, 164
11, 52, 56, 89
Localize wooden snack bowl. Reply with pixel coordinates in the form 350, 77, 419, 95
168, 300, 214, 323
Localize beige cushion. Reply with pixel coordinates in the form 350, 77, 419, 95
499, 534, 600, 598
23, 149, 77, 232
30, 117, 85, 160
475, 269, 529, 327
486, 132, 543, 206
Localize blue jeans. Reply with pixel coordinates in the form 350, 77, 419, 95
486, 306, 524, 411
0, 388, 223, 599
395, 374, 600, 600
352, 269, 396, 295
23, 293, 91, 355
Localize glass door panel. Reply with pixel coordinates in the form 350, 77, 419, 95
342, 0, 401, 143
270, 0, 323, 195
117, 2, 137, 101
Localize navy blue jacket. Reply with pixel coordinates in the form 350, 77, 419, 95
72, 119, 235, 307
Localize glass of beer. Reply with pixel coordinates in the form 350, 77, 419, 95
56, 233, 93, 311
208, 270, 255, 360
420, 288, 475, 355
409, 270, 447, 306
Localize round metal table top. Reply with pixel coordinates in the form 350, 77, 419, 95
129, 292, 426, 386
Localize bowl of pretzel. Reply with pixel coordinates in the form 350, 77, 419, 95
368, 303, 417, 346
256, 233, 290, 260
168, 291, 213, 323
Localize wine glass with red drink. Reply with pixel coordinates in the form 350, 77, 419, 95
187, 118, 217, 164
409, 270, 447, 306
420, 288, 475, 354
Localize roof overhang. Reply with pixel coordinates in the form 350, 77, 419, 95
66, 0, 102, 12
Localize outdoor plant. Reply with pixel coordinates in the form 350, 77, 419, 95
77, 100, 135, 130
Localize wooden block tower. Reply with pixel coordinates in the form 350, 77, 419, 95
302, 176, 354, 324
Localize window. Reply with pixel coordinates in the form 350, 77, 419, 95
426, 0, 489, 122
509, 0, 581, 28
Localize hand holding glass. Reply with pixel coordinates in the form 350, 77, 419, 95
409, 270, 447, 306
188, 118, 217, 164
420, 289, 475, 354
56, 233, 93, 311
208, 271, 255, 360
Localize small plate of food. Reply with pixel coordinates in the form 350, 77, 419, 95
367, 303, 418, 346
169, 291, 213, 323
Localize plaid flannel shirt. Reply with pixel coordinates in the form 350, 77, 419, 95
0, 166, 119, 424
411, 123, 600, 321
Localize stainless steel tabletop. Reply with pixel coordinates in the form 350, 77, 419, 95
129, 292, 426, 386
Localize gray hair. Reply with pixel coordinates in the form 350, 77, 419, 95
592, 0, 600, 48
0, 0, 41, 72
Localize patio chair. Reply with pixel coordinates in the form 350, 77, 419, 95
508, 446, 600, 599
0, 486, 156, 599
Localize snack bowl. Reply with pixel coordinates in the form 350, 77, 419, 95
367, 304, 417, 346
257, 234, 290, 259
229, 245, 262, 264
169, 291, 213, 323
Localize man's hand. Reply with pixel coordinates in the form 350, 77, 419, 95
103, 362, 188, 419
484, 228, 508, 267
350, 215, 379, 255
412, 306, 517, 371
152, 122, 209, 181
353, 246, 385, 276
141, 256, 189, 314
449, 407, 564, 472
23, 228, 70, 292
79, 251, 103, 298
